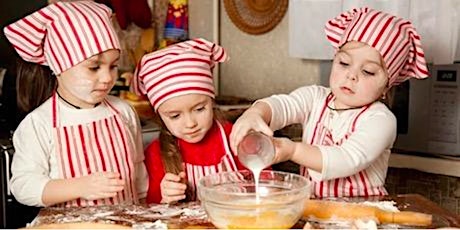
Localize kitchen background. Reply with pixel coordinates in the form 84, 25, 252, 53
0, 0, 459, 223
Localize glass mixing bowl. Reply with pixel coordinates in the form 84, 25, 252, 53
197, 170, 311, 229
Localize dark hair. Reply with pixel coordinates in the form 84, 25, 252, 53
379, 86, 395, 109
154, 107, 227, 201
16, 59, 56, 114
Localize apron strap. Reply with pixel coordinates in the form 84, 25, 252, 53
216, 120, 237, 171
310, 93, 333, 145
52, 91, 58, 128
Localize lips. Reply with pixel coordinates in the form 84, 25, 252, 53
185, 130, 200, 136
340, 86, 354, 94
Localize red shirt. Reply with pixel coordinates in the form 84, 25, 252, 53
144, 121, 246, 204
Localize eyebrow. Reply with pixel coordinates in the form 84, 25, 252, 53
161, 99, 208, 114
86, 55, 120, 64
338, 50, 382, 66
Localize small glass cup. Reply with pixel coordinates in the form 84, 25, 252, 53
237, 132, 275, 170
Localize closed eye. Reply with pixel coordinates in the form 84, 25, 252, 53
168, 114, 180, 120
339, 61, 349, 66
89, 66, 100, 71
363, 70, 375, 76
196, 106, 206, 112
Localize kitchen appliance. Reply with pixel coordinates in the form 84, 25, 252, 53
393, 64, 460, 157
0, 136, 40, 228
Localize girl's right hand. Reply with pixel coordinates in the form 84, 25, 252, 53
78, 172, 125, 201
160, 172, 187, 204
230, 109, 273, 154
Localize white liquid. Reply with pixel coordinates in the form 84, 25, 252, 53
238, 154, 267, 203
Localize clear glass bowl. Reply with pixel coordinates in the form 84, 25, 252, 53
197, 170, 311, 229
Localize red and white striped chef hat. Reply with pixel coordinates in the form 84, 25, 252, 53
132, 38, 228, 111
4, 1, 120, 75
325, 7, 429, 86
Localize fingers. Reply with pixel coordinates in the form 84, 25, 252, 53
258, 124, 274, 137
230, 124, 273, 155
82, 172, 125, 200
230, 124, 249, 155
102, 171, 121, 179
160, 173, 187, 204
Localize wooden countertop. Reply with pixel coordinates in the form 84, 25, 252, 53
27, 194, 459, 229
392, 194, 460, 228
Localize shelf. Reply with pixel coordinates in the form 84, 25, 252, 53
389, 153, 460, 177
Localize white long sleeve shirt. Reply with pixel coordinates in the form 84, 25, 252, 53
11, 95, 148, 206
261, 85, 396, 197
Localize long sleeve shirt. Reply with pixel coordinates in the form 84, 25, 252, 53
260, 85, 396, 197
11, 95, 148, 206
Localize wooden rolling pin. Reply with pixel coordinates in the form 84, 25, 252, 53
303, 199, 432, 226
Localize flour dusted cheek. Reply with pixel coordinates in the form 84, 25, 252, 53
70, 78, 99, 101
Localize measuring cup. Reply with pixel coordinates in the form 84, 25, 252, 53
237, 132, 275, 170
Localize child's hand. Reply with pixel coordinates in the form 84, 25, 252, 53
272, 137, 296, 164
78, 172, 125, 201
160, 172, 187, 204
230, 110, 273, 154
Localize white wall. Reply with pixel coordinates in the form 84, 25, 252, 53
189, 0, 322, 100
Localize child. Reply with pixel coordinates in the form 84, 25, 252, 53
132, 38, 245, 204
4, 1, 148, 207
230, 7, 429, 198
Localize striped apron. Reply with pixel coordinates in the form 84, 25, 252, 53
52, 93, 138, 207
300, 93, 387, 198
184, 121, 238, 200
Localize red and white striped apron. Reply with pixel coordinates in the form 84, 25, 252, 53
52, 93, 138, 207
300, 94, 387, 198
184, 121, 238, 199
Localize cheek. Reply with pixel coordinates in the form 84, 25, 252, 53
161, 118, 178, 134
71, 79, 94, 94
202, 110, 214, 126
329, 70, 343, 87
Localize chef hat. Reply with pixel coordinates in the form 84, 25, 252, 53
4, 1, 120, 75
325, 7, 429, 86
132, 38, 228, 111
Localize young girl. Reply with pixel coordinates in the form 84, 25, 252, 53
132, 38, 245, 204
4, 1, 148, 207
230, 7, 429, 198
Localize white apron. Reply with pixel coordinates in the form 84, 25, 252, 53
52, 93, 138, 207
300, 94, 387, 198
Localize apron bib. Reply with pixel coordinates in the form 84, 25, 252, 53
184, 121, 238, 200
52, 93, 138, 207
300, 94, 386, 198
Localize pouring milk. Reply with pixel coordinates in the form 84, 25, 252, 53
237, 132, 275, 203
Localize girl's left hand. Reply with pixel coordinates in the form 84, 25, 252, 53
160, 172, 187, 204
272, 137, 297, 164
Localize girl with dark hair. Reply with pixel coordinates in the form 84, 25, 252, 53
4, 1, 148, 207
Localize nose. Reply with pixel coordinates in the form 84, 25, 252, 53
184, 113, 197, 128
346, 68, 358, 81
99, 68, 116, 84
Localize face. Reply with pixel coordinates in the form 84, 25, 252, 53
57, 49, 120, 108
329, 41, 389, 109
157, 94, 214, 143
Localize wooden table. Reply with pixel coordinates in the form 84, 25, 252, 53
303, 194, 460, 229
390, 194, 460, 228
28, 194, 459, 229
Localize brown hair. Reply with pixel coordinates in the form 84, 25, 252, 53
379, 86, 395, 108
16, 59, 56, 114
153, 107, 227, 201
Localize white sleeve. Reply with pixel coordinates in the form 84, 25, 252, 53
123, 103, 148, 199
10, 114, 52, 207
318, 108, 397, 181
259, 86, 321, 131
